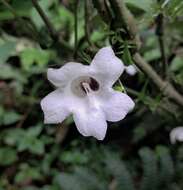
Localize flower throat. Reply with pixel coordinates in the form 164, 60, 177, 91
71, 76, 99, 97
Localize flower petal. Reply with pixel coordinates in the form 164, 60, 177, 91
47, 62, 90, 87
99, 88, 135, 122
91, 47, 124, 86
170, 127, 183, 144
73, 106, 107, 140
40, 89, 70, 124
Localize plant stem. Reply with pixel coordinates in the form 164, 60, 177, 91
84, 0, 92, 46
31, 0, 73, 53
31, 0, 58, 40
133, 53, 183, 106
74, 0, 79, 59
156, 12, 168, 79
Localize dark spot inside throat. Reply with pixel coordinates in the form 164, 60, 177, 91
89, 77, 99, 91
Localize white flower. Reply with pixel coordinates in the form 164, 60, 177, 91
40, 47, 135, 140
125, 65, 137, 76
170, 127, 183, 144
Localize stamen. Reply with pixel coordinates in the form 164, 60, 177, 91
81, 82, 92, 94
71, 76, 99, 97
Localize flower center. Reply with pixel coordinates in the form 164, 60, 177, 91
71, 76, 99, 97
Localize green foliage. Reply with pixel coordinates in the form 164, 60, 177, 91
56, 146, 176, 190
164, 0, 183, 19
0, 64, 26, 83
2, 124, 49, 155
156, 146, 174, 188
0, 147, 17, 166
20, 48, 55, 73
122, 41, 134, 65
124, 0, 153, 12
139, 147, 175, 190
0, 107, 21, 125
139, 148, 158, 190
105, 153, 135, 190
60, 150, 89, 165
0, 41, 16, 64
56, 167, 106, 190
15, 163, 42, 183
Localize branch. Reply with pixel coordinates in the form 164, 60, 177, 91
133, 53, 183, 106
94, 0, 183, 106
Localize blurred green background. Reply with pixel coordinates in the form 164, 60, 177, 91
0, 0, 183, 190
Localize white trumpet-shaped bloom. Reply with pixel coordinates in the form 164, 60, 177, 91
41, 47, 135, 140
170, 127, 183, 144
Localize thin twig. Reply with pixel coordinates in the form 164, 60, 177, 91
74, 0, 79, 59
92, 0, 111, 23
31, 0, 74, 53
1, 0, 18, 17
31, 0, 58, 40
84, 0, 93, 46
155, 12, 168, 79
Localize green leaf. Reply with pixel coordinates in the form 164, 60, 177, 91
16, 125, 45, 155
170, 56, 183, 72
113, 84, 126, 92
3, 110, 21, 125
0, 64, 26, 83
30, 0, 54, 29
20, 48, 55, 72
3, 125, 45, 155
0, 41, 16, 64
122, 41, 134, 65
0, 147, 17, 166
0, 0, 33, 20
139, 148, 158, 190
57, 6, 74, 30
144, 48, 161, 62
60, 150, 89, 165
0, 107, 21, 126
0, 107, 4, 125
3, 128, 24, 145
29, 139, 45, 155
27, 124, 43, 137
165, 0, 183, 18
15, 164, 42, 183
105, 153, 135, 190
124, 0, 153, 12
133, 126, 146, 143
